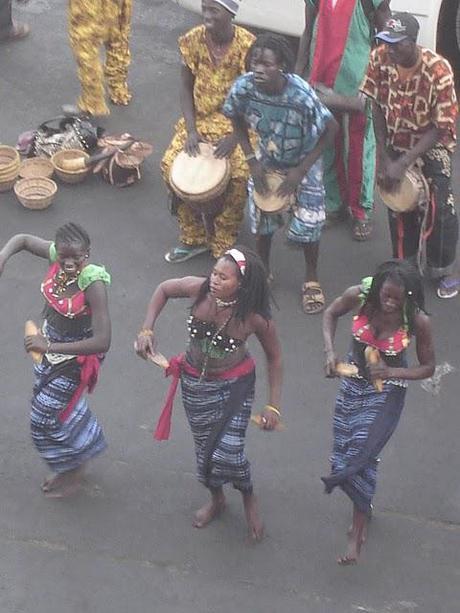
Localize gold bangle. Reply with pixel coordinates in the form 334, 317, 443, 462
265, 404, 281, 417
138, 328, 154, 337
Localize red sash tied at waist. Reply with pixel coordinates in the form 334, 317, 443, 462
154, 354, 256, 441
58, 354, 102, 424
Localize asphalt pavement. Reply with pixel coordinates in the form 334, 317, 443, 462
1, 1, 460, 612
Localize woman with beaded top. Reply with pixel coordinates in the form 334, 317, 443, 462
0, 223, 111, 498
322, 260, 435, 565
135, 246, 282, 541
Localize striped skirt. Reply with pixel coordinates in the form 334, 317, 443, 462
181, 369, 255, 492
30, 330, 107, 473
322, 377, 406, 514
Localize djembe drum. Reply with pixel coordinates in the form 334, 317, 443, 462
253, 171, 294, 215
170, 142, 231, 211
377, 165, 429, 213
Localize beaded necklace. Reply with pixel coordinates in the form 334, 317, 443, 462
51, 269, 80, 298
199, 311, 234, 380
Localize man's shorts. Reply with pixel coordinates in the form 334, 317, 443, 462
248, 159, 325, 243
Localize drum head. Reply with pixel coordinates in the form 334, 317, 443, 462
378, 167, 427, 213
170, 142, 229, 198
253, 172, 292, 214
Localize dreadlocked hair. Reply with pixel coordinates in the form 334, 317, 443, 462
193, 245, 272, 323
55, 222, 91, 251
361, 259, 426, 335
246, 32, 296, 73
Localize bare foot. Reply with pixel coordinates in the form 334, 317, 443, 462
339, 521, 366, 565
243, 493, 264, 542
41, 467, 84, 497
193, 495, 226, 528
41, 473, 66, 493
43, 481, 82, 499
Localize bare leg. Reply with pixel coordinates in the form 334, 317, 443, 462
302, 241, 319, 283
42, 465, 85, 498
255, 234, 273, 278
338, 504, 368, 565
242, 490, 264, 542
193, 486, 226, 528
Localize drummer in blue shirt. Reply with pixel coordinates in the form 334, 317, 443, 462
224, 33, 337, 314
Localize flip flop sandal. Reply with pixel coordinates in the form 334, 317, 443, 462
437, 277, 460, 299
301, 281, 325, 315
164, 245, 208, 263
352, 219, 373, 242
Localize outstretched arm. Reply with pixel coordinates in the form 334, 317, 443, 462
254, 317, 283, 430
323, 285, 362, 376
135, 276, 205, 359
0, 234, 51, 274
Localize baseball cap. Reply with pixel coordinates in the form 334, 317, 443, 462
376, 12, 420, 44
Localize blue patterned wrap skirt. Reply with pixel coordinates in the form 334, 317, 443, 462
30, 321, 107, 473
180, 368, 255, 492
322, 376, 406, 514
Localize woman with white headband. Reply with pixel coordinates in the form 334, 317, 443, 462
135, 246, 282, 542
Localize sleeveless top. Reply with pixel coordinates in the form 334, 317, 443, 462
41, 242, 111, 339
186, 314, 244, 360
349, 277, 410, 387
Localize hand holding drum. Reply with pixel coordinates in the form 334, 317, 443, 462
24, 320, 44, 364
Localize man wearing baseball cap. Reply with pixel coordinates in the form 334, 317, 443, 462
361, 12, 459, 298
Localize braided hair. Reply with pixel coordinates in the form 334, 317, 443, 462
246, 32, 296, 73
55, 222, 91, 251
361, 259, 426, 335
193, 245, 272, 322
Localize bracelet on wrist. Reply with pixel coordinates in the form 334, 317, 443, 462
138, 328, 154, 338
264, 404, 281, 417
46, 338, 52, 353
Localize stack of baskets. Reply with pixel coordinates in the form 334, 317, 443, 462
0, 146, 20, 192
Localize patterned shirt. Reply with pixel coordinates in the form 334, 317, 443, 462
178, 25, 255, 140
360, 45, 457, 152
223, 73, 332, 169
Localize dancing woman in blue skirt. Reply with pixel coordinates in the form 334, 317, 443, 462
322, 260, 435, 564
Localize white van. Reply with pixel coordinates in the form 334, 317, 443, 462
174, 0, 460, 74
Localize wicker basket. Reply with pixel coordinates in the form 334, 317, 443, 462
14, 177, 57, 210
19, 157, 54, 179
0, 178, 17, 192
51, 149, 90, 184
0, 145, 20, 172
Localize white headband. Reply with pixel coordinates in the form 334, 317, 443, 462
225, 248, 246, 276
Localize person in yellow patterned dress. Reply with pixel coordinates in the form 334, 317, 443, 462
64, 0, 132, 117
161, 0, 255, 263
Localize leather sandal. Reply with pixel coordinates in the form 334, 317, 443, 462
352, 219, 373, 241
301, 281, 325, 315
